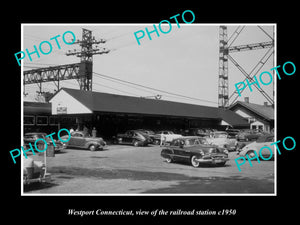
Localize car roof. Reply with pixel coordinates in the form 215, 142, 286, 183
257, 134, 274, 140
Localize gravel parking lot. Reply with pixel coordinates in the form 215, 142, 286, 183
24, 144, 275, 194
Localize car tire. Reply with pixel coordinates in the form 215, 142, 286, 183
89, 144, 96, 151
133, 140, 139, 147
190, 155, 200, 168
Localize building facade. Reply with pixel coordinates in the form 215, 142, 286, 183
228, 97, 274, 133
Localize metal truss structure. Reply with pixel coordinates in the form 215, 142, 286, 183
218, 25, 275, 108
23, 28, 109, 94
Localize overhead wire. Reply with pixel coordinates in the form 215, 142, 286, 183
93, 71, 218, 104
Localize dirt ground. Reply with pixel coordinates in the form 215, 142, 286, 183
23, 144, 275, 194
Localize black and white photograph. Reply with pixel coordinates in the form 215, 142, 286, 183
21, 24, 276, 195
4, 4, 298, 223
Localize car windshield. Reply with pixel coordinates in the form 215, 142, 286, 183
199, 138, 209, 145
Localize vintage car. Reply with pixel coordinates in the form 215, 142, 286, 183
113, 130, 151, 146
236, 129, 263, 141
161, 136, 229, 167
226, 129, 240, 139
184, 128, 210, 137
24, 132, 64, 152
23, 156, 51, 185
238, 134, 275, 160
152, 130, 182, 145
205, 131, 237, 151
60, 131, 106, 151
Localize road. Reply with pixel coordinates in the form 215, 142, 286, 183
23, 144, 275, 194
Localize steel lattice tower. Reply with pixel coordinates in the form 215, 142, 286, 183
24, 28, 109, 95
218, 26, 229, 108
218, 25, 274, 108
66, 28, 109, 91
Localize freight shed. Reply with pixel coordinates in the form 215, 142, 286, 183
37, 88, 249, 138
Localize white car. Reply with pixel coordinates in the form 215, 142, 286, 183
238, 134, 274, 159
205, 131, 237, 151
152, 130, 182, 144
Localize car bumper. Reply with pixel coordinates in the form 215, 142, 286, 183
23, 173, 51, 185
195, 156, 229, 164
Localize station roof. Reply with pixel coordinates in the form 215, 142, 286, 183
229, 101, 274, 121
49, 88, 249, 127
24, 101, 51, 115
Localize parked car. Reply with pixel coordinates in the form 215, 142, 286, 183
226, 129, 240, 139
161, 136, 229, 167
238, 134, 275, 160
24, 132, 64, 152
236, 129, 263, 141
152, 130, 182, 145
113, 130, 151, 146
184, 128, 210, 137
136, 129, 155, 143
205, 131, 237, 151
60, 131, 106, 151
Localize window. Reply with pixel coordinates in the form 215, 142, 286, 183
194, 139, 200, 145
172, 139, 181, 146
72, 133, 83, 137
185, 139, 196, 146
199, 138, 209, 145
24, 116, 35, 125
49, 116, 58, 125
36, 116, 48, 125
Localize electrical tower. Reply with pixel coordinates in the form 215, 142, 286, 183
24, 28, 109, 95
66, 28, 109, 91
218, 25, 274, 108
218, 26, 229, 108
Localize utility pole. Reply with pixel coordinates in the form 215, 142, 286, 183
24, 28, 110, 96
66, 28, 109, 91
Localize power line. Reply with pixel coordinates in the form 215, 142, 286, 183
93, 71, 218, 104
93, 82, 140, 97
93, 72, 157, 95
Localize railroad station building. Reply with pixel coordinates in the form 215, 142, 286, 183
24, 88, 250, 138
228, 97, 274, 132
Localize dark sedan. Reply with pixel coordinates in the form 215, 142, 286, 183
24, 132, 64, 152
236, 129, 263, 141
60, 131, 106, 151
161, 136, 229, 167
113, 130, 151, 146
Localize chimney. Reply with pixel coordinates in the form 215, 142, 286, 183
264, 102, 268, 106
244, 97, 249, 103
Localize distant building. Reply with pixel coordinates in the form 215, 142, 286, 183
228, 97, 274, 132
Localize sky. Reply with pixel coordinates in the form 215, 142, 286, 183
22, 24, 275, 107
